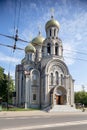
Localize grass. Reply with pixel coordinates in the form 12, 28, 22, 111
1, 107, 40, 111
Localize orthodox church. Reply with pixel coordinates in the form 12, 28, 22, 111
15, 16, 75, 110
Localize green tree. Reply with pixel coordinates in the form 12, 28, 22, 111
8, 74, 15, 103
75, 90, 87, 106
0, 66, 14, 103
0, 67, 7, 102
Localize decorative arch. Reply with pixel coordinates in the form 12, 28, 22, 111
54, 86, 67, 105
50, 86, 67, 105
45, 59, 69, 75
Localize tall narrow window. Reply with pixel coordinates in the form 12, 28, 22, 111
55, 71, 59, 85
61, 74, 63, 85
33, 94, 36, 100
54, 29, 56, 36
32, 70, 39, 85
55, 43, 58, 55
51, 73, 53, 85
30, 53, 32, 60
36, 50, 38, 58
47, 43, 51, 54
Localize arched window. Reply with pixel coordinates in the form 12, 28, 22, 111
36, 50, 38, 58
55, 43, 58, 55
32, 70, 39, 85
54, 29, 56, 36
33, 94, 36, 100
55, 71, 59, 85
51, 73, 53, 85
30, 53, 32, 60
47, 43, 51, 54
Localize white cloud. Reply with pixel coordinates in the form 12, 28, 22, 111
0, 52, 20, 63
74, 84, 87, 92
30, 3, 38, 11
75, 33, 82, 41
60, 11, 87, 44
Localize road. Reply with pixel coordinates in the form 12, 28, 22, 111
0, 112, 87, 130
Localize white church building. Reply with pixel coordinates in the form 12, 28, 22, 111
15, 16, 75, 110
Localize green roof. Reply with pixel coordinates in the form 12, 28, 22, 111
25, 43, 36, 53
45, 19, 60, 30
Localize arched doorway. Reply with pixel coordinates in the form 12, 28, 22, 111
54, 86, 66, 105
50, 86, 67, 106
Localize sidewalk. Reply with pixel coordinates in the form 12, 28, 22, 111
0, 110, 46, 117
0, 110, 87, 118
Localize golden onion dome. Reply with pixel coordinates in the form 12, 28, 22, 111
25, 43, 36, 53
32, 33, 45, 46
45, 18, 60, 30
21, 57, 26, 64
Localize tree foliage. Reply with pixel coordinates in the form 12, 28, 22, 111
0, 66, 14, 103
75, 90, 87, 106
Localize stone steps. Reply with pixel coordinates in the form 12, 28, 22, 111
50, 105, 81, 112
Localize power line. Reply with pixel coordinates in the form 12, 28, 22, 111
43, 45, 87, 56
64, 56, 87, 62
64, 49, 87, 56
42, 51, 87, 62
17, 0, 21, 30
13, 0, 17, 35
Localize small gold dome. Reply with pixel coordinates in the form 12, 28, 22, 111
45, 19, 60, 30
21, 57, 26, 64
32, 34, 45, 46
25, 43, 36, 53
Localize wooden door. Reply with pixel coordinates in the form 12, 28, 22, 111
58, 96, 61, 104
56, 95, 59, 104
56, 95, 63, 105
60, 96, 63, 105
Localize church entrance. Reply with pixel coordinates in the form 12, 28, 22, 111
50, 86, 66, 106
56, 95, 62, 105
53, 86, 66, 105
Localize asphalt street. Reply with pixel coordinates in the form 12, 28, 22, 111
0, 112, 87, 130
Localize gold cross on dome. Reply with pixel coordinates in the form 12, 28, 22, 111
29, 33, 32, 41
50, 8, 54, 18
38, 24, 41, 35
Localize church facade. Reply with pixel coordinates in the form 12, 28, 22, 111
15, 16, 74, 109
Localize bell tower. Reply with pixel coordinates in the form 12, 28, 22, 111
42, 12, 63, 59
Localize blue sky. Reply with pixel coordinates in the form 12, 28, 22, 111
0, 0, 87, 91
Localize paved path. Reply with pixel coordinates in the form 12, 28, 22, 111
0, 110, 87, 117
0, 111, 87, 130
